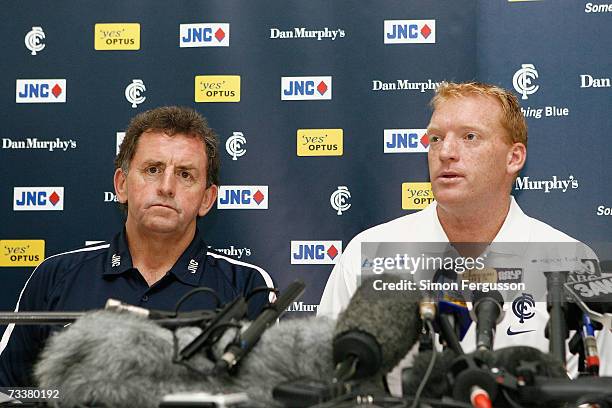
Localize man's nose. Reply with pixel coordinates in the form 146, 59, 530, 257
438, 136, 459, 162
158, 169, 176, 197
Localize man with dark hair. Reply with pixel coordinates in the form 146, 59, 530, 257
0, 106, 274, 387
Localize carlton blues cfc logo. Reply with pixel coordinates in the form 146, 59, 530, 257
512, 293, 535, 324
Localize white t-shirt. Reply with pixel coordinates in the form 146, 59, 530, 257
318, 197, 612, 394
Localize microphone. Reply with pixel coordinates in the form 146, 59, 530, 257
332, 273, 422, 380
215, 280, 305, 373
429, 268, 472, 354
35, 309, 338, 408
469, 290, 504, 351
544, 271, 570, 366
404, 346, 569, 408
273, 274, 423, 407
581, 313, 600, 375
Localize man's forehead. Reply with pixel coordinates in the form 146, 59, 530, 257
133, 131, 207, 161
429, 94, 503, 126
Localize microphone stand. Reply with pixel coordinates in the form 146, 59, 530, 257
0, 311, 84, 325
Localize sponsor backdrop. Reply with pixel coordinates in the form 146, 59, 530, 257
1, 1, 611, 316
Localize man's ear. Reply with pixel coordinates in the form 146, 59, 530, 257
507, 143, 526, 176
198, 184, 218, 217
114, 168, 128, 203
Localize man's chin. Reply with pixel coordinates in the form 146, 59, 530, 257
432, 190, 469, 208
139, 218, 186, 235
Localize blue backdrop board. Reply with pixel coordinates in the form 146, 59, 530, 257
1, 1, 610, 318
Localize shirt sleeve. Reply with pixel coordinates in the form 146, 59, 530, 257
317, 238, 361, 319
0, 261, 55, 387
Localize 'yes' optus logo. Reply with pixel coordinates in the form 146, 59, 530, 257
297, 129, 343, 156
16, 79, 66, 103
384, 20, 436, 44
281, 76, 332, 100
402, 182, 434, 210
13, 187, 64, 211
217, 186, 268, 209
291, 241, 342, 265
195, 75, 241, 102
384, 129, 429, 153
180, 23, 230, 47
0, 240, 45, 267
94, 23, 140, 50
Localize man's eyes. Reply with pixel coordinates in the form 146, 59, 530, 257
144, 167, 193, 179
427, 133, 477, 143
145, 166, 161, 174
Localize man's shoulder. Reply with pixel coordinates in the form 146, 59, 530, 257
36, 242, 110, 274
205, 249, 274, 288
523, 214, 577, 243
349, 207, 435, 244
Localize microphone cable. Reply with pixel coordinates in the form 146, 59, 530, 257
409, 319, 438, 408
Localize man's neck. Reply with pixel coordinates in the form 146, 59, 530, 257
436, 196, 511, 244
124, 221, 196, 287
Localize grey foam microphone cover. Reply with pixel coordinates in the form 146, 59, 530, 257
36, 310, 337, 407
334, 273, 422, 376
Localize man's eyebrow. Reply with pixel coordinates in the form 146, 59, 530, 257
426, 123, 488, 132
141, 160, 164, 167
176, 165, 198, 171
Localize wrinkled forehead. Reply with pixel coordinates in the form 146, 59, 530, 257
133, 131, 207, 161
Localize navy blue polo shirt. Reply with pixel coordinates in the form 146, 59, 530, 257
0, 228, 274, 387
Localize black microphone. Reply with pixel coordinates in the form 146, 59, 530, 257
178, 296, 248, 361
332, 273, 421, 380
470, 290, 504, 351
215, 280, 305, 373
544, 271, 570, 366
429, 268, 472, 354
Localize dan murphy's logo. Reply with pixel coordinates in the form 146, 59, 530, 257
384, 129, 429, 153
514, 174, 579, 193
291, 241, 342, 265
270, 27, 345, 41
281, 76, 332, 100
0, 240, 45, 267
94, 23, 140, 50
384, 20, 435, 44
180, 23, 230, 47
16, 79, 66, 103
195, 75, 240, 102
13, 187, 64, 211
217, 186, 268, 209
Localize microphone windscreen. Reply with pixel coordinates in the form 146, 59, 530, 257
492, 346, 567, 379
35, 310, 212, 408
35, 310, 338, 408
222, 315, 336, 406
402, 349, 495, 399
334, 274, 421, 375
402, 348, 457, 398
